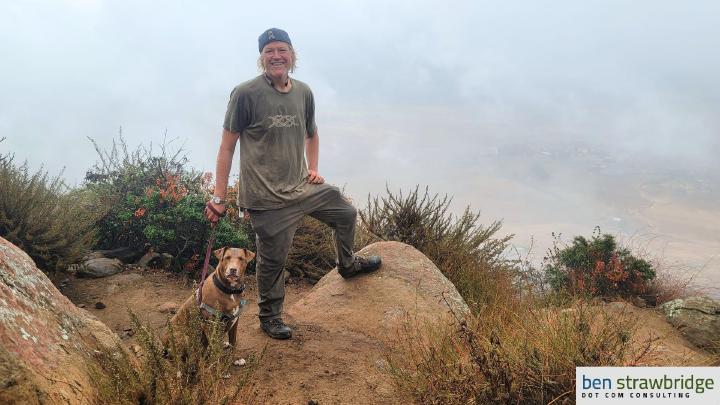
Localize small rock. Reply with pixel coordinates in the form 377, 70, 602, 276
98, 246, 145, 263
132, 345, 141, 354
83, 251, 105, 261
222, 373, 231, 379
631, 296, 647, 308
78, 304, 86, 308
233, 358, 247, 367
77, 258, 124, 278
157, 302, 179, 314
136, 251, 160, 267
308, 400, 319, 405
160, 253, 173, 270
661, 296, 720, 353
95, 301, 106, 309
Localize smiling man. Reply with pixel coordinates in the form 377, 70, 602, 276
205, 28, 381, 340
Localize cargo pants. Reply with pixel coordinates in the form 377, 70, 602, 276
248, 185, 356, 321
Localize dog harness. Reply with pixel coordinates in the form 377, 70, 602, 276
199, 302, 244, 324
198, 274, 246, 324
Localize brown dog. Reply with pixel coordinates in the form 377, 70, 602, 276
169, 247, 255, 347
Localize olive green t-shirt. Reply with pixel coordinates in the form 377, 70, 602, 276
223, 75, 318, 210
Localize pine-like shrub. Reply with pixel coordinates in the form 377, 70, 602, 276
543, 227, 655, 298
0, 153, 97, 272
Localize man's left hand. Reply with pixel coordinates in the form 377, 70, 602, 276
306, 170, 325, 184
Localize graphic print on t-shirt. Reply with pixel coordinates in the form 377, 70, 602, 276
267, 114, 299, 128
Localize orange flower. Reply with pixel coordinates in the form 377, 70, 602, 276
134, 207, 146, 218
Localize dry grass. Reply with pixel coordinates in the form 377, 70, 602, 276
642, 261, 704, 306
90, 308, 259, 405
360, 185, 515, 311
388, 300, 649, 404
0, 153, 98, 272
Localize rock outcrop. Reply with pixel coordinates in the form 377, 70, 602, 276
234, 241, 469, 404
288, 241, 470, 339
661, 296, 720, 353
0, 237, 122, 404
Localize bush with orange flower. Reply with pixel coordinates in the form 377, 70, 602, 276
543, 227, 655, 298
84, 136, 250, 270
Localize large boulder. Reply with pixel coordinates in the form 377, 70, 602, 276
288, 241, 470, 337
661, 296, 720, 353
233, 241, 469, 404
0, 237, 122, 404
75, 257, 124, 278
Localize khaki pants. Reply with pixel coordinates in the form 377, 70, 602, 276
248, 185, 356, 321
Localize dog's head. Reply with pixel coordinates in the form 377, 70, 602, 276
213, 247, 255, 287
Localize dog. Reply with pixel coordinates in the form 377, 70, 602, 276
167, 247, 255, 349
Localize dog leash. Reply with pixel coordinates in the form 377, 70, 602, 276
196, 222, 216, 305
197, 201, 225, 305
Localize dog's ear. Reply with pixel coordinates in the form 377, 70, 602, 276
213, 247, 226, 261
243, 249, 256, 262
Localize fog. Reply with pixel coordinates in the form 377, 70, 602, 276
1, 1, 718, 294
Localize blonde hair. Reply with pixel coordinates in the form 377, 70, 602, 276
257, 46, 298, 73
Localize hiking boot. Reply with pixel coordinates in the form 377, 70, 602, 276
260, 318, 292, 340
338, 255, 382, 279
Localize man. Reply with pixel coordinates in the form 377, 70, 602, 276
205, 28, 381, 340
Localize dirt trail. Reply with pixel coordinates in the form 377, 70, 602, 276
58, 268, 399, 404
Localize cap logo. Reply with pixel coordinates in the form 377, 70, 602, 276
267, 30, 275, 40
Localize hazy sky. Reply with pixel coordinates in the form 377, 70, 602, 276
3, 0, 719, 178
1, 1, 719, 289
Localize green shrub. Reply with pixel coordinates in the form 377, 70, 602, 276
0, 152, 97, 272
360, 185, 515, 310
84, 135, 250, 269
544, 227, 655, 298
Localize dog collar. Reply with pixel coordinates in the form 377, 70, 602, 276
212, 273, 245, 295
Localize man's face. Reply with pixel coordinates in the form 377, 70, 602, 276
261, 41, 293, 79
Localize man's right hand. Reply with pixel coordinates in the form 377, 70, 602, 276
204, 201, 226, 223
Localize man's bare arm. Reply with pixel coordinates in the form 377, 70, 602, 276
305, 130, 324, 184
205, 129, 239, 222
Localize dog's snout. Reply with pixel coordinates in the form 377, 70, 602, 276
228, 268, 238, 275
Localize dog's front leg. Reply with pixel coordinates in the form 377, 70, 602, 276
228, 319, 239, 347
